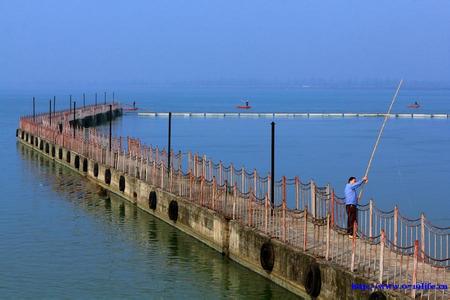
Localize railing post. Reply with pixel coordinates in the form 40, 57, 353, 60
241, 166, 245, 193
161, 163, 164, 189
224, 180, 229, 216
331, 189, 335, 227
264, 194, 268, 234
73, 101, 76, 138
178, 169, 182, 196
325, 183, 331, 218
109, 105, 112, 152
248, 187, 253, 226
209, 159, 212, 181
219, 161, 222, 185
153, 161, 156, 185
202, 154, 206, 178
412, 240, 419, 298
351, 221, 357, 271
420, 213, 425, 259
200, 176, 204, 206
233, 182, 237, 220
379, 229, 385, 283
326, 214, 330, 260
282, 176, 286, 242
194, 153, 198, 177
394, 206, 398, 246
311, 180, 316, 218
189, 172, 193, 200
253, 169, 257, 199
295, 176, 299, 210
188, 151, 192, 173
369, 199, 373, 238
212, 176, 216, 210
169, 161, 173, 192
230, 164, 234, 188
267, 174, 271, 209
303, 206, 308, 251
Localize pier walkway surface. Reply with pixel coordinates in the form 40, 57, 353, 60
18, 103, 448, 299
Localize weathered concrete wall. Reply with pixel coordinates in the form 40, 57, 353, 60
17, 128, 409, 300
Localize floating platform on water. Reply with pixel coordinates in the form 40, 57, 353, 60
138, 112, 450, 119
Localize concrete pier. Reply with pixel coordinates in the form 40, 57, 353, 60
17, 104, 448, 300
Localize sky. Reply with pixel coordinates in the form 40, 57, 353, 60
1, 0, 449, 89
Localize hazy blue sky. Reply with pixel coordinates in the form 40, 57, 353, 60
1, 0, 449, 89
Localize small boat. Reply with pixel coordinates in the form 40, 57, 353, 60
408, 101, 420, 109
236, 101, 252, 109
123, 102, 139, 112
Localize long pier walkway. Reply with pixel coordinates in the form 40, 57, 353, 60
18, 104, 448, 299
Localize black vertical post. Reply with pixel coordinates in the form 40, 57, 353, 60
109, 105, 112, 152
53, 96, 56, 116
167, 112, 172, 173
70, 95, 72, 114
104, 92, 106, 104
73, 101, 76, 138
33, 97, 35, 122
270, 121, 275, 208
95, 93, 97, 105
83, 93, 86, 107
49, 99, 52, 125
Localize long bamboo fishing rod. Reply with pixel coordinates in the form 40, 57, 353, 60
358, 79, 404, 200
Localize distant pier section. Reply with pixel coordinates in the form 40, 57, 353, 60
138, 111, 450, 119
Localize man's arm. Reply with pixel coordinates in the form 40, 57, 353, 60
351, 180, 365, 190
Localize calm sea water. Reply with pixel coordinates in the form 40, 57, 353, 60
1, 86, 449, 298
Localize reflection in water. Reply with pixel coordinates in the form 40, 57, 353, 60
17, 143, 300, 299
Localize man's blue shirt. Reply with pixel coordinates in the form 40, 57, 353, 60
345, 180, 364, 205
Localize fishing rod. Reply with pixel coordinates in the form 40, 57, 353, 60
358, 79, 404, 200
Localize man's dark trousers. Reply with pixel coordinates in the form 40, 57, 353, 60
346, 204, 357, 235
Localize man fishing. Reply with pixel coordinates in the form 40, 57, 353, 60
345, 176, 368, 237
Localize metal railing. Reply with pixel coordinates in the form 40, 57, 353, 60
19, 105, 449, 299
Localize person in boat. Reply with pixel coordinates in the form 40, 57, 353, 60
414, 101, 419, 106
345, 176, 368, 237
245, 101, 249, 107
